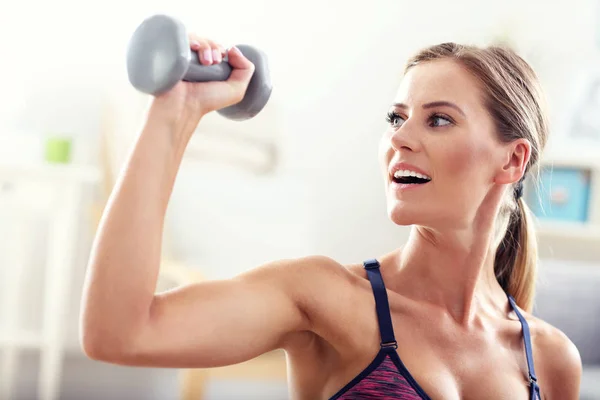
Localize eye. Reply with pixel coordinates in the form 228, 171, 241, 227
385, 111, 404, 128
430, 113, 453, 127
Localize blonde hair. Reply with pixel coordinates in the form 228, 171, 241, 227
405, 42, 548, 312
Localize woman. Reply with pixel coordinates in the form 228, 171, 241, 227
80, 37, 582, 399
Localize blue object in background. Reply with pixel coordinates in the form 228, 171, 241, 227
527, 167, 592, 223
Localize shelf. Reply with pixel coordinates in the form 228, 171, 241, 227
535, 220, 600, 240
0, 161, 101, 184
534, 219, 600, 262
541, 140, 600, 169
0, 331, 44, 349
0, 330, 88, 356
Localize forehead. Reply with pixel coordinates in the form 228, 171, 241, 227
394, 59, 484, 114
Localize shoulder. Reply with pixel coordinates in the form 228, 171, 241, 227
239, 254, 349, 281
252, 254, 364, 302
265, 254, 359, 281
527, 314, 582, 400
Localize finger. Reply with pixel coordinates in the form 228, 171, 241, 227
205, 40, 224, 64
188, 34, 212, 65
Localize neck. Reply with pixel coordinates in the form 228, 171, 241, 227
390, 223, 508, 326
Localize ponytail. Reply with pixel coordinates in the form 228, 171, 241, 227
494, 197, 539, 312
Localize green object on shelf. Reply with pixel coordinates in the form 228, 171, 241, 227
45, 136, 72, 164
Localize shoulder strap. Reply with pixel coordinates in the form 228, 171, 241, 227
363, 259, 397, 350
507, 294, 539, 396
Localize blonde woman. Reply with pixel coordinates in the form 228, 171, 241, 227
80, 39, 582, 399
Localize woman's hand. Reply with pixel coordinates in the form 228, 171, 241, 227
146, 34, 255, 141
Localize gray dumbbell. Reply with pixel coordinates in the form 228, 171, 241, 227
126, 14, 272, 121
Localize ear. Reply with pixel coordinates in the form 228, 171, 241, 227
494, 138, 531, 184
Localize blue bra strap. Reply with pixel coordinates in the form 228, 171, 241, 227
363, 259, 397, 349
507, 294, 538, 388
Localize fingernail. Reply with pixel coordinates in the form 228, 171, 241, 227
190, 40, 200, 49
212, 49, 221, 63
203, 49, 213, 64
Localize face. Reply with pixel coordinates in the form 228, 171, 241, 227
379, 59, 508, 231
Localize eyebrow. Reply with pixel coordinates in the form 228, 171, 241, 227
393, 101, 466, 118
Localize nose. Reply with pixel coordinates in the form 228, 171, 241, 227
390, 123, 419, 153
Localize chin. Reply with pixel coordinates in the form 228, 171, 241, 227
387, 204, 422, 226
388, 203, 467, 232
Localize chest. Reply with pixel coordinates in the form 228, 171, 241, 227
399, 349, 532, 400
291, 293, 535, 400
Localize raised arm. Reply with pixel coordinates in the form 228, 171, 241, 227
80, 41, 315, 368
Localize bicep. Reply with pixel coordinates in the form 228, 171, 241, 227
119, 259, 312, 368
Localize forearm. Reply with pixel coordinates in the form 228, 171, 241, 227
80, 113, 194, 355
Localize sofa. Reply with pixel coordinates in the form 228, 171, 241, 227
533, 259, 600, 399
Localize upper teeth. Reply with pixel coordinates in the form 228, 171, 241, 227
394, 170, 431, 180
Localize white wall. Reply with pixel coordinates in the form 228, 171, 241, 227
1, 0, 600, 397
2, 0, 599, 275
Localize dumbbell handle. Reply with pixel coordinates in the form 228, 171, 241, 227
184, 53, 233, 83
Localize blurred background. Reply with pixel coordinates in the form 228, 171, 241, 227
1, 0, 600, 399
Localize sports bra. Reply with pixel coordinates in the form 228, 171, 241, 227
328, 259, 542, 400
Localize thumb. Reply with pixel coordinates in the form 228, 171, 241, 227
226, 46, 255, 85
227, 46, 255, 70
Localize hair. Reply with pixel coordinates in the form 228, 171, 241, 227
404, 42, 549, 313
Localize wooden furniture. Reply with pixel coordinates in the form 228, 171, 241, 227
179, 351, 287, 400
0, 161, 100, 400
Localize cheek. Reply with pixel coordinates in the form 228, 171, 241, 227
443, 143, 479, 175
436, 138, 496, 190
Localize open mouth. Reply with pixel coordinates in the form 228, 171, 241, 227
392, 176, 431, 185
391, 171, 432, 185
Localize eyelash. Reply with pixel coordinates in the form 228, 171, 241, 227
385, 111, 454, 128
